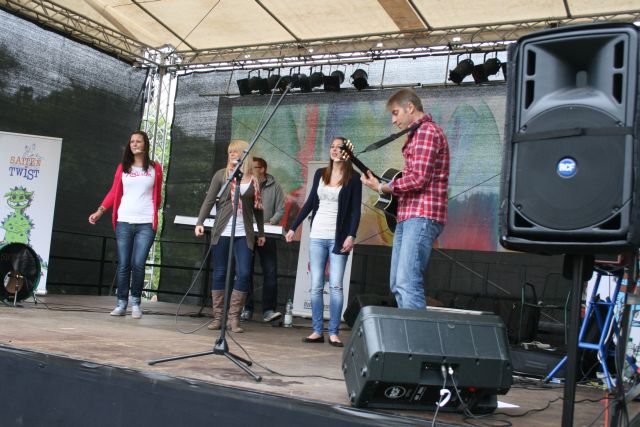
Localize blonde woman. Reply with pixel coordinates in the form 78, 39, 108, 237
195, 140, 265, 333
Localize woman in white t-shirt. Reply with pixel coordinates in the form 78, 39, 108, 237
88, 131, 163, 319
285, 137, 362, 347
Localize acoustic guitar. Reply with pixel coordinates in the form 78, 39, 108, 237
339, 140, 401, 232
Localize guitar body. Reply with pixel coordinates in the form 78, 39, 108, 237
338, 139, 401, 233
374, 168, 401, 232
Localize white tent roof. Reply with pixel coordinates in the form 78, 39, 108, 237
1, 0, 639, 68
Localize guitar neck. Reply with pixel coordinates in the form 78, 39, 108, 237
349, 156, 381, 181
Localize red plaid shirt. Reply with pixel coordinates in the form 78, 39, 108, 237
389, 114, 449, 225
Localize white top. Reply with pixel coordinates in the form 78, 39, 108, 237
310, 181, 341, 239
118, 166, 155, 224
221, 182, 250, 237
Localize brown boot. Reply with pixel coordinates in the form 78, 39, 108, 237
227, 290, 247, 333
208, 290, 225, 330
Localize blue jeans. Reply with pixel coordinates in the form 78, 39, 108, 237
309, 238, 348, 336
390, 217, 443, 309
115, 222, 155, 304
211, 236, 252, 292
246, 237, 278, 314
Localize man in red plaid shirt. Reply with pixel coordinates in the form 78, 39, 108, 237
362, 88, 449, 309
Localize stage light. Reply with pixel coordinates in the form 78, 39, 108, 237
277, 75, 292, 92
323, 70, 344, 92
295, 73, 311, 92
309, 71, 324, 88
472, 58, 502, 84
267, 73, 281, 91
448, 59, 474, 85
237, 77, 251, 95
351, 69, 369, 90
248, 73, 269, 94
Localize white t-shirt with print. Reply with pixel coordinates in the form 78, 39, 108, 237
118, 166, 155, 224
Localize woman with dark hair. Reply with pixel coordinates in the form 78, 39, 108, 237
89, 131, 163, 319
285, 137, 362, 347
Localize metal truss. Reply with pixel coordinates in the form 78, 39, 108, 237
2, 0, 639, 72
140, 62, 176, 297
175, 11, 640, 70
0, 0, 160, 66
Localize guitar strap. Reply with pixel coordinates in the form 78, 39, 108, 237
360, 121, 422, 154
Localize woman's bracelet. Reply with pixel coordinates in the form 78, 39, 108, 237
97, 206, 105, 213
377, 182, 384, 194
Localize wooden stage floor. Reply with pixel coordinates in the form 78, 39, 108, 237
0, 294, 635, 426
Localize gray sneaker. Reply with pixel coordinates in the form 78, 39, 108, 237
240, 309, 253, 322
110, 306, 126, 316
131, 305, 142, 319
263, 310, 282, 323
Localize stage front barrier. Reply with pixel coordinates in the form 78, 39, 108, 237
342, 306, 512, 413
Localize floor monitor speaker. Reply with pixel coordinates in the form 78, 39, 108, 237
342, 306, 512, 413
343, 294, 397, 327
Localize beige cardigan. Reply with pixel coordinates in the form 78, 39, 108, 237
196, 168, 265, 250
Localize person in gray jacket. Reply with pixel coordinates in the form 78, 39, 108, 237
195, 140, 265, 333
241, 157, 285, 322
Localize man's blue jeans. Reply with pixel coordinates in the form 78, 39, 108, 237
389, 217, 443, 309
115, 222, 155, 304
309, 238, 348, 336
211, 236, 252, 292
245, 237, 278, 314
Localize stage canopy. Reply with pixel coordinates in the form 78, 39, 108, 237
1, 0, 639, 68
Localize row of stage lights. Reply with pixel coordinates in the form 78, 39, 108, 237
237, 68, 370, 95
237, 56, 504, 95
449, 57, 505, 85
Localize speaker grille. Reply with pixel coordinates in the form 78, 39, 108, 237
512, 107, 628, 231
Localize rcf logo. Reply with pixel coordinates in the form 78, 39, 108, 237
384, 385, 407, 399
8, 144, 42, 181
557, 158, 577, 178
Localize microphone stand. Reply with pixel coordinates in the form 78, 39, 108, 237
148, 84, 293, 382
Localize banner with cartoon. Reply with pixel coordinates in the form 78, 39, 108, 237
0, 131, 62, 294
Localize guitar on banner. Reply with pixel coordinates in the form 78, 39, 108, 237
339, 140, 400, 232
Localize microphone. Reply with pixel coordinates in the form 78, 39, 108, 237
361, 122, 421, 153
231, 158, 239, 165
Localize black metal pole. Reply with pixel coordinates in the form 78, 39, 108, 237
562, 254, 586, 427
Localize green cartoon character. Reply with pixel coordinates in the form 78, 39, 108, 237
1, 186, 35, 244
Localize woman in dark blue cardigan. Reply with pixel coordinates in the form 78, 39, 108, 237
285, 137, 362, 347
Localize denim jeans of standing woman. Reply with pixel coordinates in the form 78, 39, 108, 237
211, 236, 252, 292
308, 238, 348, 337
115, 222, 155, 309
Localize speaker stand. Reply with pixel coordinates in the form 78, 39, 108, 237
561, 255, 588, 427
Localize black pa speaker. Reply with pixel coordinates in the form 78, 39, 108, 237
343, 294, 397, 327
342, 306, 512, 413
500, 23, 640, 254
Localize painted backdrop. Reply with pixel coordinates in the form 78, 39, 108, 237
221, 85, 506, 252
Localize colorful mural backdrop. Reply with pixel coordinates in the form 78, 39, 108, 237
223, 85, 506, 252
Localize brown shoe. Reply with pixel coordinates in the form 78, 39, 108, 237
208, 290, 225, 330
227, 290, 247, 333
